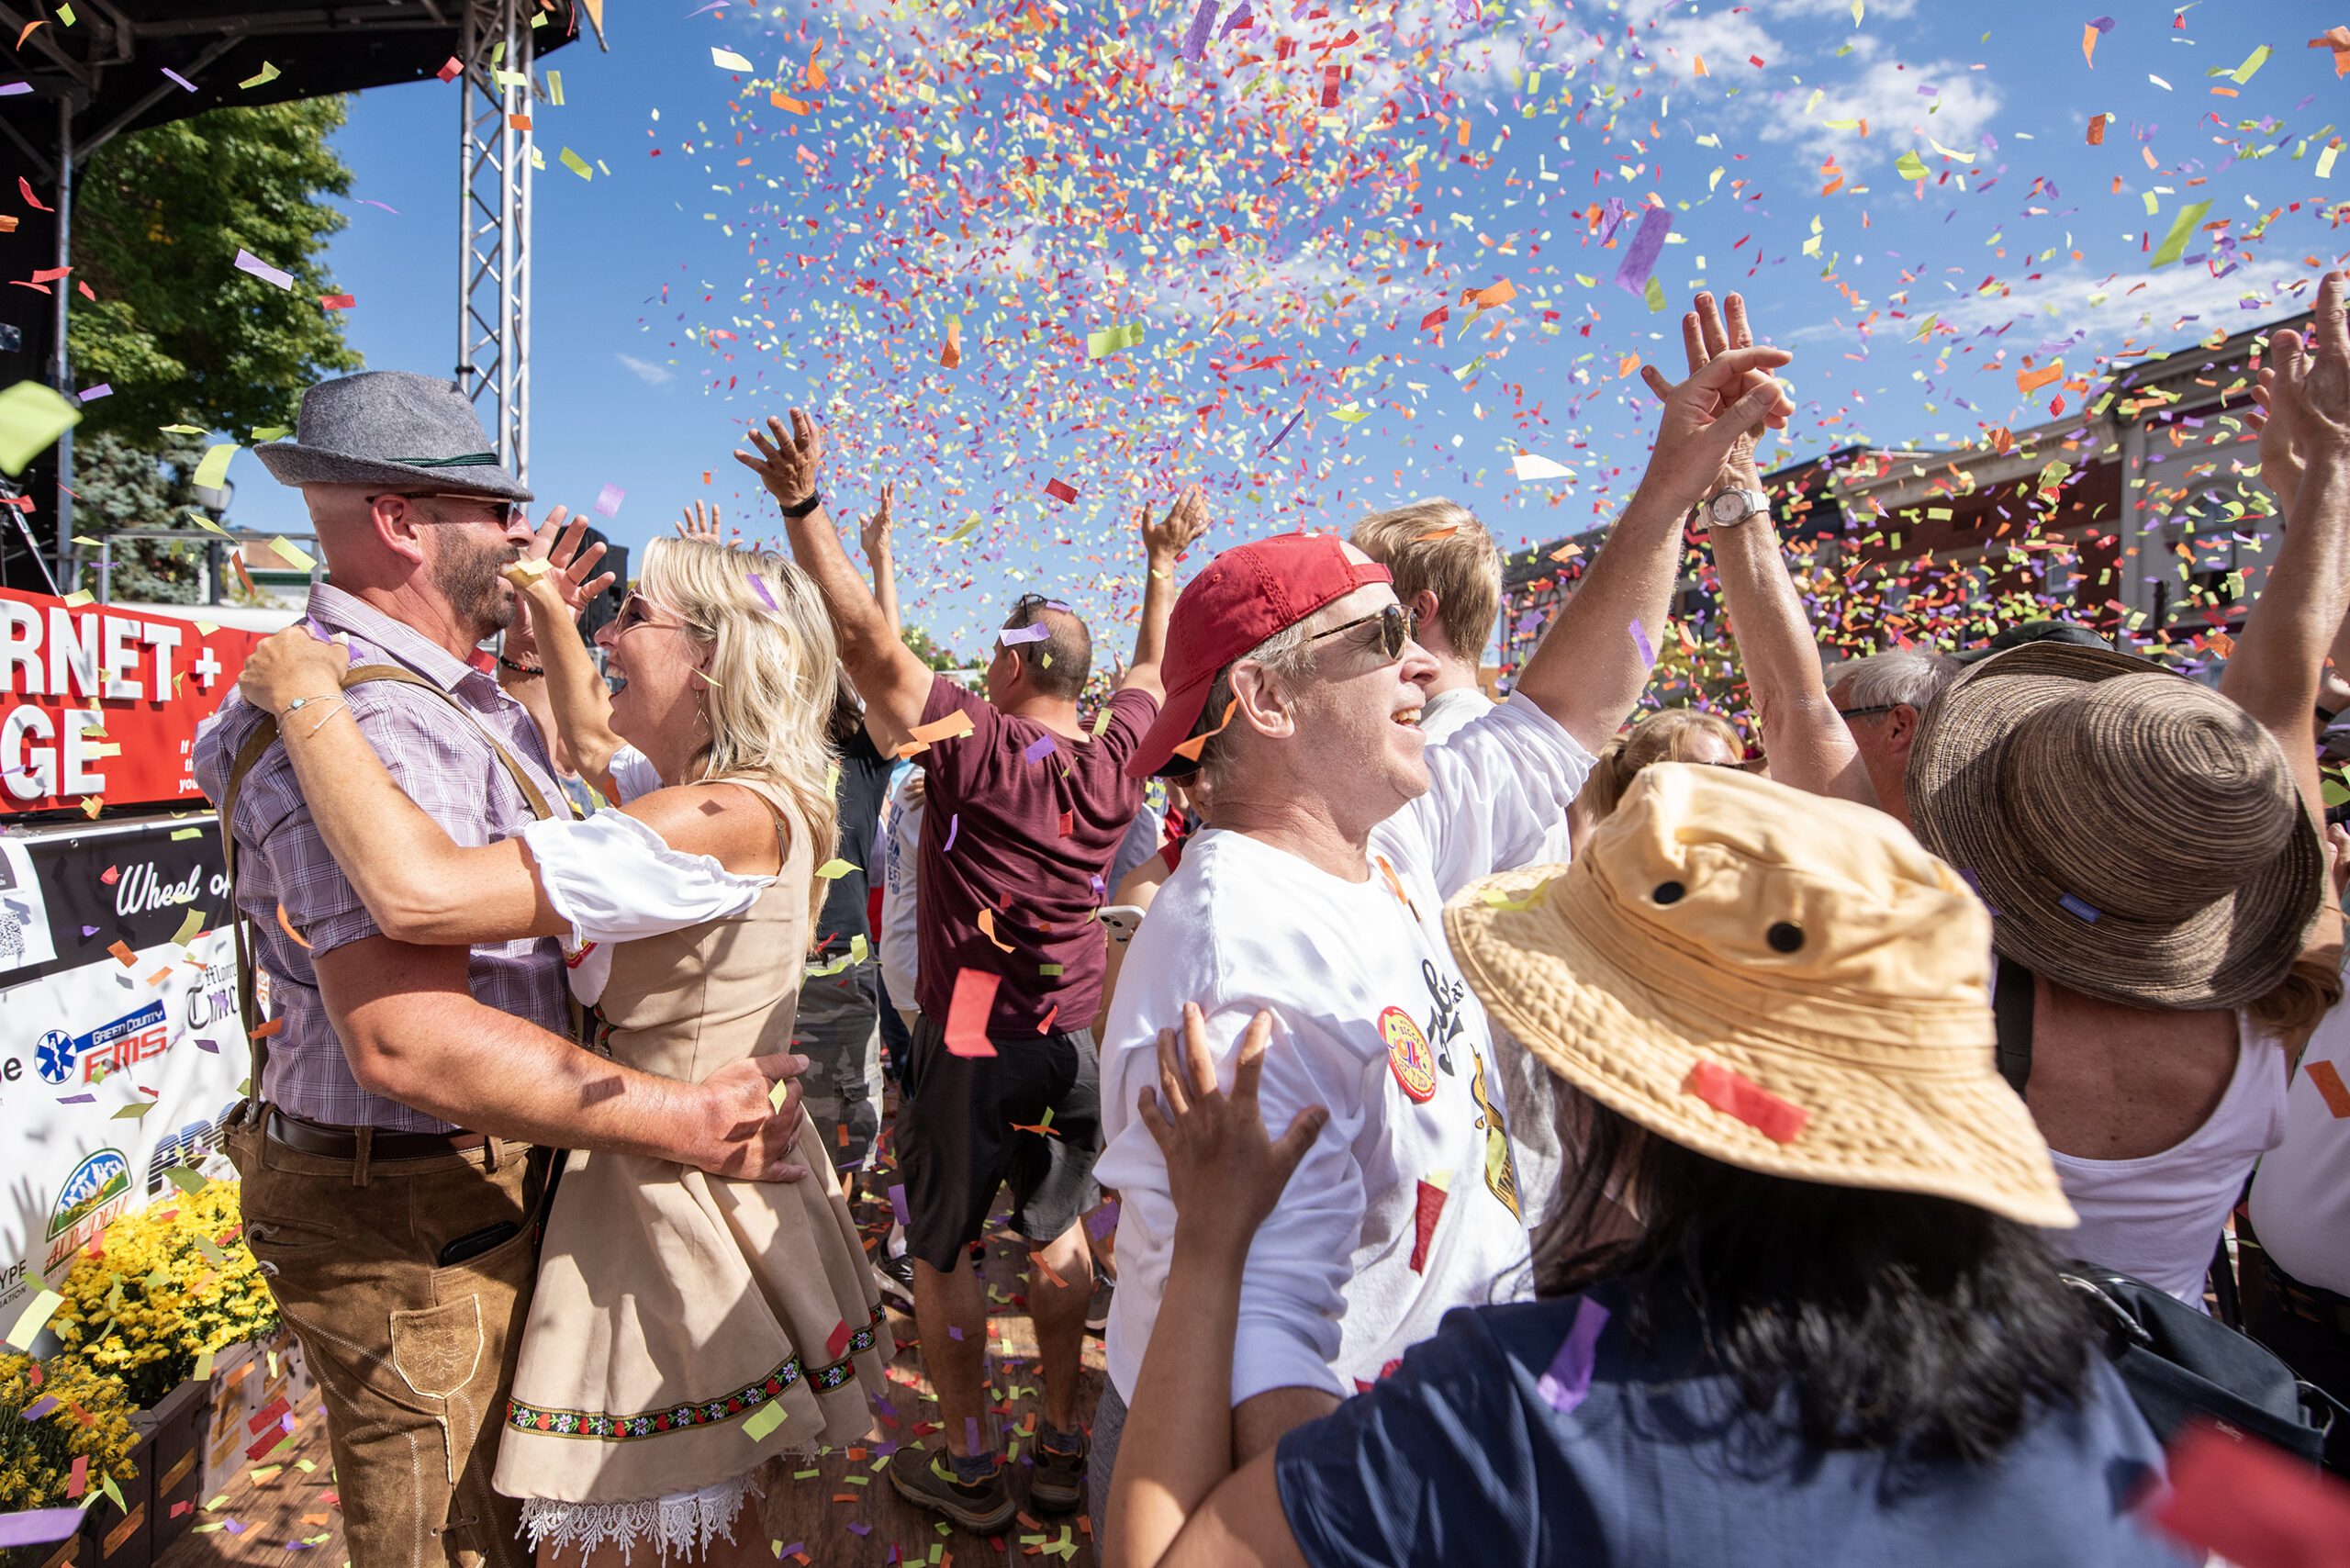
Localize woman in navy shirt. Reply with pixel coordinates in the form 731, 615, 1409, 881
1102, 765, 2190, 1568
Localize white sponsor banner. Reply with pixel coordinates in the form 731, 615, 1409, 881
0, 816, 252, 1316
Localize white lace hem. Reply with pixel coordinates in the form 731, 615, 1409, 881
518, 1471, 763, 1564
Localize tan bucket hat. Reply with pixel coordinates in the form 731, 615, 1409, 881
1906, 642, 2322, 1012
1443, 763, 2076, 1228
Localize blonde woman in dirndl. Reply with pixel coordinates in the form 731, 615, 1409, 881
235, 527, 886, 1567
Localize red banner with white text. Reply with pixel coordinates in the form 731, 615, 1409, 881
0, 587, 267, 814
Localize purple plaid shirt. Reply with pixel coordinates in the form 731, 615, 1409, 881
193, 585, 572, 1132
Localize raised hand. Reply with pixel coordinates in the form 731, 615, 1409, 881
2246, 278, 2350, 524
1639, 291, 1788, 509
524, 507, 617, 618
2263, 274, 2350, 463
1136, 1004, 1326, 1254
1139, 484, 1209, 566
733, 409, 825, 510
859, 481, 896, 561
675, 500, 738, 546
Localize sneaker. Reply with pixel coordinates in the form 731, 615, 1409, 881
877, 1249, 915, 1308
1084, 1274, 1113, 1335
886, 1446, 1016, 1534
1030, 1426, 1088, 1514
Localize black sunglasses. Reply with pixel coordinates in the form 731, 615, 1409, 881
1304, 604, 1418, 662
1835, 704, 1899, 721
366, 491, 528, 528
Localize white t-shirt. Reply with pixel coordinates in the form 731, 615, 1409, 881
878, 768, 923, 1011
2047, 1011, 2288, 1310
2248, 994, 2350, 1296
1416, 683, 1575, 1231
1096, 696, 1595, 1405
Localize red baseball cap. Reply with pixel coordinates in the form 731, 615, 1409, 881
1126, 532, 1393, 778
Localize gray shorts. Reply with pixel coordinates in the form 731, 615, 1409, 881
794, 960, 884, 1170
1089, 1377, 1129, 1544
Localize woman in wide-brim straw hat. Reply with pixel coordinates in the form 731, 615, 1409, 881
1099, 763, 2190, 1568
236, 535, 886, 1568
1642, 285, 2348, 1319
1891, 286, 2350, 1312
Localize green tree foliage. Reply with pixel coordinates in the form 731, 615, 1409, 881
67, 97, 363, 438
68, 431, 210, 603
901, 624, 965, 670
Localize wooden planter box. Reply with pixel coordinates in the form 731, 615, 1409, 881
75, 1372, 211, 1568
140, 1378, 209, 1562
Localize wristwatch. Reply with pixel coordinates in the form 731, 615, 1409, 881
1702, 488, 1769, 528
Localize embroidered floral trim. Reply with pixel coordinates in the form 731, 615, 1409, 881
506, 1305, 884, 1439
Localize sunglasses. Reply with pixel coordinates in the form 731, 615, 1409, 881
1835, 704, 1899, 722
1304, 603, 1419, 662
613, 592, 684, 637
366, 492, 529, 527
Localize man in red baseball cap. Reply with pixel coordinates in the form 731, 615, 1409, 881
1084, 319, 1796, 1533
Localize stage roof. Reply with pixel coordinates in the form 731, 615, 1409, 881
0, 1, 599, 174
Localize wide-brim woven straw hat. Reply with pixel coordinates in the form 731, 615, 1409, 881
1444, 763, 2075, 1228
254, 369, 532, 501
1907, 642, 2321, 1012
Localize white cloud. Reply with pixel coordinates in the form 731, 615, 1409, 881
617, 354, 674, 386
1752, 55, 2001, 168
1923, 260, 2311, 343
1762, 0, 1913, 18
1785, 263, 2314, 387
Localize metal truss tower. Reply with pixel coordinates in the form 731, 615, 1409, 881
456, 0, 536, 483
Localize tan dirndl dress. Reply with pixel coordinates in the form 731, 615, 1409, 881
492, 817, 886, 1560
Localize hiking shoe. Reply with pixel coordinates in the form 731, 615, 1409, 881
887, 1447, 1016, 1534
1030, 1426, 1088, 1514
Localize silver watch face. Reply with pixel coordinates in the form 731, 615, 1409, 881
1710, 491, 1744, 522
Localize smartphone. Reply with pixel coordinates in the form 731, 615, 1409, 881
437, 1221, 520, 1267
1098, 904, 1147, 945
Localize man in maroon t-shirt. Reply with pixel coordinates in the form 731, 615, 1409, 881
741, 409, 1207, 1531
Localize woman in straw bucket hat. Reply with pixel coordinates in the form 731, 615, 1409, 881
1098, 763, 2188, 1568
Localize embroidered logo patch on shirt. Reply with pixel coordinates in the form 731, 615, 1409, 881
1381, 1006, 1438, 1103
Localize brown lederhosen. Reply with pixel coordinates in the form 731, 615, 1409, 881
215, 665, 570, 1568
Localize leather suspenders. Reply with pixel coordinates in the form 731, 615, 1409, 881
214, 664, 569, 1103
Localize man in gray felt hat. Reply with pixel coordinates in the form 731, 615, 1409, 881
194, 372, 808, 1568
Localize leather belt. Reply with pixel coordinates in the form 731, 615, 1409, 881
2255, 1248, 2350, 1338
265, 1107, 489, 1162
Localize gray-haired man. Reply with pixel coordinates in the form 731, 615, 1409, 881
196, 371, 803, 1568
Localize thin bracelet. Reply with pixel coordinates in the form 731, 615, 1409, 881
279, 696, 347, 737
498, 655, 546, 677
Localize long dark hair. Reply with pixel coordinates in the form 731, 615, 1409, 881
1532, 1100, 2094, 1463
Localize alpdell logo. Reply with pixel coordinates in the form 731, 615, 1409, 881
46, 1148, 129, 1244
34, 1002, 169, 1085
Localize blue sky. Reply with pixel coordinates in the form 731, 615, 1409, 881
223, 0, 2348, 662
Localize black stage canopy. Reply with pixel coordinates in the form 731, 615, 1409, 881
0, 1, 599, 591
0, 1, 596, 174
